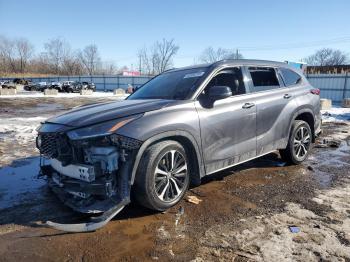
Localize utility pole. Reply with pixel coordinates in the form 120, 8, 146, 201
139, 55, 142, 75
236, 49, 239, 59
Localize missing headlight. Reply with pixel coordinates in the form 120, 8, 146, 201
84, 146, 119, 173
109, 134, 142, 150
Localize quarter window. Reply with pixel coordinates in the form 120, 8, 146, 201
280, 68, 302, 86
248, 67, 280, 92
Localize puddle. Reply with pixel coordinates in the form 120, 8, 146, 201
0, 157, 45, 209
310, 167, 333, 188
310, 134, 350, 187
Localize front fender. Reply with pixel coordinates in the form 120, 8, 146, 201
129, 130, 205, 185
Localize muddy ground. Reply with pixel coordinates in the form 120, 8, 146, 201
0, 97, 349, 261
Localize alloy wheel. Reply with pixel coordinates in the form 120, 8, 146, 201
293, 126, 311, 160
154, 150, 187, 202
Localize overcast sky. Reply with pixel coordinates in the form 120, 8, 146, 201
1, 0, 350, 68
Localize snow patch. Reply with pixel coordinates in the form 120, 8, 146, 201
0, 117, 44, 145
321, 107, 350, 123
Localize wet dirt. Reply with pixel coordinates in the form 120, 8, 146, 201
0, 98, 349, 261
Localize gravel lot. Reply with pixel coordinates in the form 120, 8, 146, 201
0, 95, 349, 261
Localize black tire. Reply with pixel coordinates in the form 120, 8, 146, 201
280, 120, 312, 165
134, 140, 190, 211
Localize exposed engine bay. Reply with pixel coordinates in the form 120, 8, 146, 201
37, 131, 142, 232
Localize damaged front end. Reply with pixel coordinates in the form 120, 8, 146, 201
37, 116, 143, 232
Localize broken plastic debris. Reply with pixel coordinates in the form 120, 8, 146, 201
289, 226, 300, 233
327, 139, 341, 148
45, 201, 127, 232
186, 195, 202, 205
315, 138, 341, 148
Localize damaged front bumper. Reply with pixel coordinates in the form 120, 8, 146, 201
45, 199, 128, 232
38, 133, 141, 232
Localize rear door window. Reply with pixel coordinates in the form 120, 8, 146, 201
280, 68, 302, 86
248, 67, 280, 92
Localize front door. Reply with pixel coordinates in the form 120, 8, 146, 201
195, 67, 257, 174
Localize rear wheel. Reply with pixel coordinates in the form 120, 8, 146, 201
134, 140, 190, 211
280, 120, 312, 164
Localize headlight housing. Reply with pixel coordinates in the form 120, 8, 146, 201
67, 114, 143, 140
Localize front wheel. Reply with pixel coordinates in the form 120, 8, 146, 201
134, 140, 190, 211
280, 120, 312, 164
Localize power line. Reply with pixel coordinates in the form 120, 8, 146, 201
176, 36, 350, 58
102, 36, 350, 64
238, 36, 350, 51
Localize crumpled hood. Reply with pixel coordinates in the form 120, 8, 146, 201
45, 99, 172, 127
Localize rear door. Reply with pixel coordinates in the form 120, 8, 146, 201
195, 67, 257, 174
245, 66, 297, 156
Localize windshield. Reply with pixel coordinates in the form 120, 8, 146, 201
128, 68, 208, 100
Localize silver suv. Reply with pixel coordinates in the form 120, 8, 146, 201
37, 59, 321, 231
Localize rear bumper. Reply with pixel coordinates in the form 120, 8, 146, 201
315, 125, 322, 137
315, 110, 322, 139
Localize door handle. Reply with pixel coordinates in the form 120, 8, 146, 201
283, 94, 292, 99
242, 102, 255, 109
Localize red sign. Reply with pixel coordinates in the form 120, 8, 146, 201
122, 70, 141, 76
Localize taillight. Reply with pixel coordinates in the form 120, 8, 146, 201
310, 88, 320, 95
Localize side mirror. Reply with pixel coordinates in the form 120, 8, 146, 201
208, 86, 232, 101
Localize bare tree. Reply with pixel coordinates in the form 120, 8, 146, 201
138, 47, 151, 75
138, 46, 159, 75
0, 36, 179, 76
79, 44, 101, 75
154, 39, 179, 73
99, 61, 117, 75
0, 36, 17, 72
30, 53, 52, 74
199, 47, 243, 63
305, 48, 348, 66
138, 39, 179, 75
15, 38, 34, 73
61, 51, 83, 75
44, 37, 70, 74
